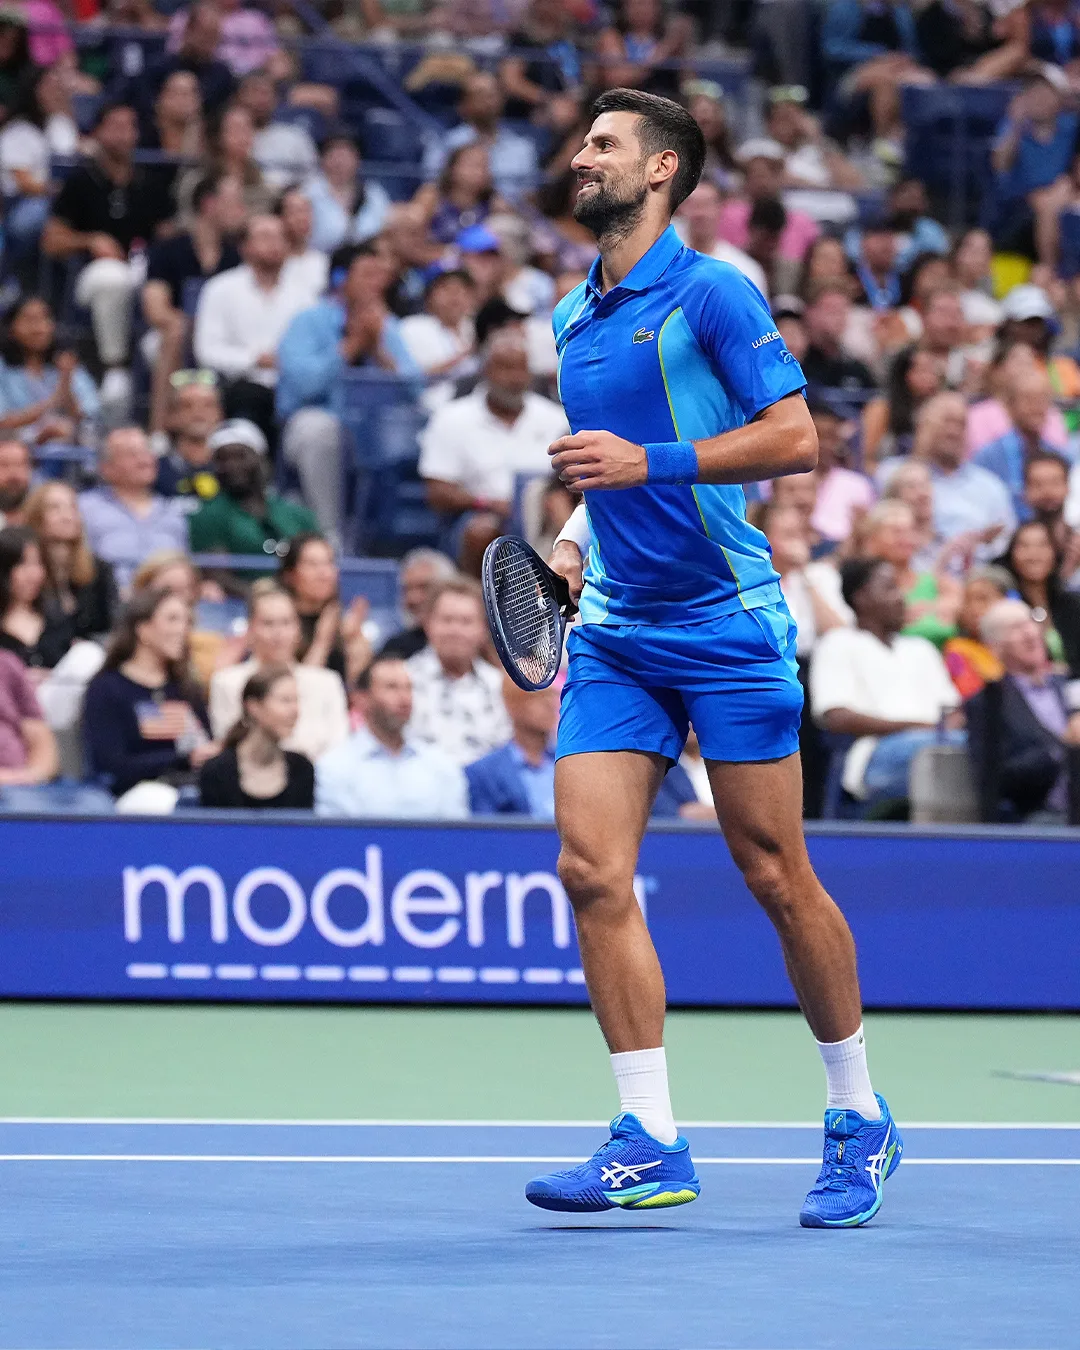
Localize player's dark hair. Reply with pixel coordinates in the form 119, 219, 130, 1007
840, 557, 888, 612
1024, 449, 1071, 482
749, 196, 787, 234
589, 88, 706, 211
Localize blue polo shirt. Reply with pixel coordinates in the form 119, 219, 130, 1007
554, 224, 806, 627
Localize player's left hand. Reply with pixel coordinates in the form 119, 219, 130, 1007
549, 431, 647, 491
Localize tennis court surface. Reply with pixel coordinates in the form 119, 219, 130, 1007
3, 1006, 1079, 1349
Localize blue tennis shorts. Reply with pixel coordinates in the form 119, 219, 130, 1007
556, 602, 803, 764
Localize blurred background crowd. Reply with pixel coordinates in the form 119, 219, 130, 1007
0, 0, 1079, 824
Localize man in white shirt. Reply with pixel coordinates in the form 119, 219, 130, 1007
315, 654, 468, 819
675, 180, 770, 298
278, 186, 329, 299
406, 577, 510, 766
193, 213, 315, 443
399, 269, 477, 398
236, 71, 318, 189
418, 332, 568, 573
810, 557, 963, 804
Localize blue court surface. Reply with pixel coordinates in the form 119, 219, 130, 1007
3, 1120, 1079, 1349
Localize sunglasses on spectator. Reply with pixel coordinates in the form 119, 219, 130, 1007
170, 369, 219, 390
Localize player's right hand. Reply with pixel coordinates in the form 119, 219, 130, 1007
549, 540, 584, 605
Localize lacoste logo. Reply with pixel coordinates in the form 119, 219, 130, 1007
633, 328, 655, 344
752, 330, 781, 349
599, 1159, 663, 1189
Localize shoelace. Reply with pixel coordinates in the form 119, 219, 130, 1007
817, 1134, 861, 1192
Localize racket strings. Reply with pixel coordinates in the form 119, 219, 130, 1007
493, 546, 559, 685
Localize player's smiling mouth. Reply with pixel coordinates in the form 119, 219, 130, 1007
578, 177, 602, 194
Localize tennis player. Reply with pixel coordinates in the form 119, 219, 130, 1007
524, 89, 902, 1228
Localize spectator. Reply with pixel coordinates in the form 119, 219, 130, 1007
455, 222, 508, 309
862, 345, 944, 469
533, 170, 601, 276
235, 68, 317, 189
943, 564, 1012, 699
488, 211, 555, 317
303, 130, 391, 254
765, 84, 863, 225
25, 482, 117, 640
78, 427, 189, 591
743, 197, 789, 298
800, 280, 877, 400
419, 332, 568, 574
998, 284, 1080, 408
675, 180, 769, 295
209, 580, 349, 761
863, 498, 961, 647
594, 0, 692, 98
915, 0, 1027, 85
405, 576, 510, 765
523, 472, 577, 557
881, 178, 950, 270
998, 519, 1080, 674
810, 557, 963, 809
142, 68, 204, 162
1024, 450, 1079, 563
0, 11, 34, 121
0, 646, 59, 801
276, 244, 417, 544
989, 67, 1077, 265
199, 664, 314, 809
168, 0, 279, 79
138, 2, 235, 119
909, 391, 1016, 559
800, 233, 858, 298
849, 217, 901, 311
771, 469, 822, 553
130, 548, 228, 687
177, 102, 270, 219
377, 201, 447, 315
84, 587, 216, 799
141, 175, 246, 436
0, 439, 30, 527
915, 287, 970, 390
153, 374, 224, 502
417, 144, 502, 247
967, 340, 1069, 457
466, 674, 559, 817
399, 269, 477, 386
0, 295, 100, 451
952, 227, 1002, 341
720, 139, 820, 271
966, 598, 1080, 822
378, 546, 457, 660
684, 79, 738, 193
499, 0, 585, 129
0, 525, 76, 673
806, 400, 875, 546
278, 531, 371, 686
42, 102, 174, 414
755, 501, 850, 657
315, 653, 468, 819
187, 419, 318, 561
881, 459, 938, 571
976, 366, 1075, 519
423, 70, 539, 199
193, 213, 316, 440
278, 185, 329, 300
772, 293, 809, 365
0, 64, 79, 271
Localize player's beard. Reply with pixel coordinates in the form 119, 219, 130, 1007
572, 168, 649, 244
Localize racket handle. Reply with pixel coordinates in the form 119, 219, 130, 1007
549, 568, 579, 620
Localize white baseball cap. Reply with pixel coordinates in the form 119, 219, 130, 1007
207, 418, 269, 456
735, 137, 786, 166
1001, 284, 1055, 323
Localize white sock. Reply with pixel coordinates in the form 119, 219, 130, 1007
610, 1047, 678, 1144
816, 1023, 880, 1120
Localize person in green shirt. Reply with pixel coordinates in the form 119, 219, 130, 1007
187, 419, 318, 568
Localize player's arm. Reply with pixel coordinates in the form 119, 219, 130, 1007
548, 393, 816, 491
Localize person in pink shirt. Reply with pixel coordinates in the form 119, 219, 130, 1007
718, 138, 820, 263
966, 341, 1068, 457
168, 0, 279, 77
19, 0, 72, 67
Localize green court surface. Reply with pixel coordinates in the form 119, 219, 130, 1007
1, 1004, 1077, 1121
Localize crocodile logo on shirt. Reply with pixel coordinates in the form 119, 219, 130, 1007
633, 328, 655, 344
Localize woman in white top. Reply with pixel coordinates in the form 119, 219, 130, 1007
209, 580, 349, 762
0, 65, 78, 262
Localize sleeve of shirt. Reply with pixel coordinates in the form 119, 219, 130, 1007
688, 263, 807, 423
275, 306, 343, 420
809, 632, 860, 719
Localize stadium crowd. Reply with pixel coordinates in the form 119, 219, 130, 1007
1, 0, 1080, 823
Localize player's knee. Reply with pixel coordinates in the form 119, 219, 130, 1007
739, 851, 801, 931
557, 847, 631, 911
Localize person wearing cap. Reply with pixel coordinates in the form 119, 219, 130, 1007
187, 419, 318, 564
421, 70, 539, 199
773, 294, 809, 365
989, 66, 1078, 266
276, 243, 418, 546
976, 365, 1077, 518
78, 427, 189, 592
454, 221, 506, 308
999, 284, 1080, 414
675, 181, 768, 296
764, 85, 863, 227
303, 130, 392, 255
718, 139, 820, 266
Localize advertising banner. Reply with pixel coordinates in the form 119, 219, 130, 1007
0, 816, 1076, 1009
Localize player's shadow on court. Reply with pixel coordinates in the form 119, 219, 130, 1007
535, 1224, 680, 1232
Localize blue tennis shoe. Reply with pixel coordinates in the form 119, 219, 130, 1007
525, 1113, 700, 1213
800, 1093, 903, 1228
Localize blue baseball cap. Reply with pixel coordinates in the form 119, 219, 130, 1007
456, 223, 501, 254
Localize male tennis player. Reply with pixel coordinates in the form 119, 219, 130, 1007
524, 89, 902, 1228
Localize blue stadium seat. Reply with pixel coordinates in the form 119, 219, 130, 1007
901, 84, 1014, 227
359, 106, 426, 164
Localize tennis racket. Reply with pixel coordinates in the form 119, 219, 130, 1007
481, 535, 578, 691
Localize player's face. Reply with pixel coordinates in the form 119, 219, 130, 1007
571, 112, 651, 236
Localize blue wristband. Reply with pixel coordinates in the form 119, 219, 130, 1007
644, 440, 698, 486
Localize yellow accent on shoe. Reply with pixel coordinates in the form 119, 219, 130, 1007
627, 1188, 699, 1209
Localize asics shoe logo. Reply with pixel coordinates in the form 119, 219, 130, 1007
865, 1127, 892, 1188
600, 1159, 664, 1190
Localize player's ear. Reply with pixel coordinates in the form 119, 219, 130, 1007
650, 148, 679, 193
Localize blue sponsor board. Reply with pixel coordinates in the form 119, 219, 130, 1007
0, 816, 1077, 1008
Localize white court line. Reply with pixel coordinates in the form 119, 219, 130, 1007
1, 1118, 1079, 1129
1, 1154, 1078, 1165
